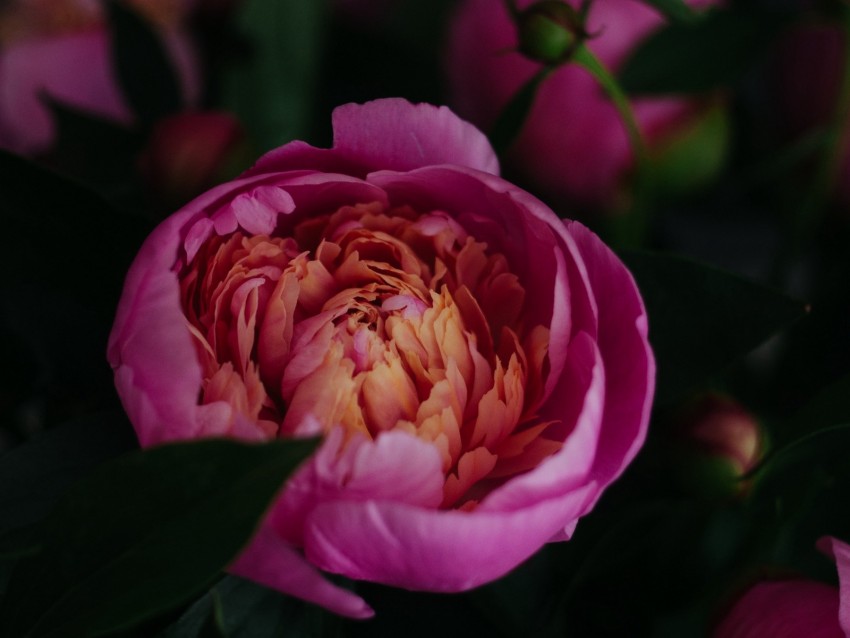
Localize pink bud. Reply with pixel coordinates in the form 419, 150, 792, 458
446, 0, 723, 212
673, 393, 764, 498
138, 110, 248, 208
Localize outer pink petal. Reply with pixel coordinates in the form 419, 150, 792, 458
247, 99, 499, 178
818, 536, 850, 636
565, 220, 654, 492
271, 428, 444, 547
713, 580, 842, 638
230, 525, 374, 619
303, 481, 598, 592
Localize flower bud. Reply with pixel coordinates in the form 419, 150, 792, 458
517, 1, 584, 65
672, 393, 764, 499
138, 110, 248, 208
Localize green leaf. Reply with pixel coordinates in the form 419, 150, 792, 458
0, 413, 137, 536
621, 251, 807, 405
106, 0, 183, 127
44, 98, 143, 187
0, 437, 319, 638
220, 0, 327, 152
0, 149, 148, 315
619, 9, 788, 94
490, 66, 553, 156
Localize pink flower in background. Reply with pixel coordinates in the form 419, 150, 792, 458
0, 0, 200, 155
771, 22, 850, 205
446, 0, 716, 211
713, 537, 850, 638
108, 98, 654, 617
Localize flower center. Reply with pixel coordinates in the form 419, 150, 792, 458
179, 202, 560, 508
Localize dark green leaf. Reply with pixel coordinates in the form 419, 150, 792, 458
44, 98, 143, 186
0, 412, 137, 535
220, 0, 327, 151
786, 372, 850, 432
163, 575, 337, 638
106, 1, 183, 127
619, 9, 788, 94
621, 251, 807, 405
0, 148, 148, 315
490, 66, 553, 156
0, 437, 319, 638
639, 0, 699, 24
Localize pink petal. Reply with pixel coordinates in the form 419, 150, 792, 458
713, 580, 842, 638
230, 525, 373, 619
302, 482, 598, 592
272, 428, 444, 547
818, 536, 850, 636
566, 220, 655, 491
247, 99, 499, 177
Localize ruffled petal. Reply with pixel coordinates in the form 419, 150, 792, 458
247, 99, 499, 177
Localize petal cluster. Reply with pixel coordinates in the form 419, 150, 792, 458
109, 98, 654, 617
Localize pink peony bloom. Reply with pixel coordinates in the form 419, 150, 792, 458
0, 0, 200, 155
713, 537, 850, 638
446, 0, 715, 210
108, 98, 655, 617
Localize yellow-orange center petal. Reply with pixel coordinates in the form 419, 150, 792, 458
179, 202, 560, 508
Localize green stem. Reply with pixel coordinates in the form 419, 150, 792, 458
741, 422, 850, 482
573, 43, 652, 246
573, 44, 649, 171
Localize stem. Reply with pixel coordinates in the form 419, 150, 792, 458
741, 422, 850, 482
572, 44, 649, 171
573, 43, 652, 246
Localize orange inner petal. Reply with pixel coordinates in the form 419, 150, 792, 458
179, 201, 560, 508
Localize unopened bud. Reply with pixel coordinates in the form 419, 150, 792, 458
517, 1, 584, 65
673, 393, 764, 499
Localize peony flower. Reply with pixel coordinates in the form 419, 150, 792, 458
713, 537, 850, 638
446, 0, 718, 211
0, 0, 199, 155
139, 110, 248, 208
108, 98, 655, 617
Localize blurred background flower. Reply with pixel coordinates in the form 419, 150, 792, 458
446, 0, 727, 213
0, 0, 199, 155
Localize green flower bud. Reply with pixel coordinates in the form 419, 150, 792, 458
517, 1, 584, 65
